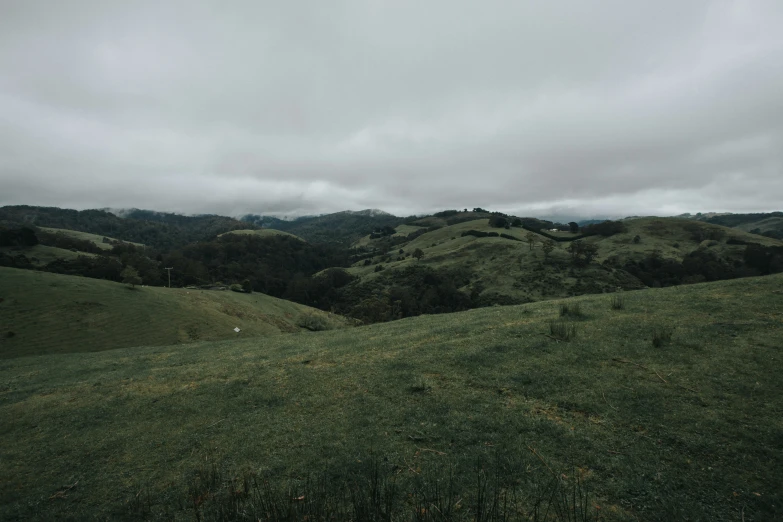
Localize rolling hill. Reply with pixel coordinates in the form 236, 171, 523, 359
0, 243, 98, 266
219, 228, 305, 242
1, 274, 781, 520
705, 212, 783, 240
345, 217, 636, 305
343, 216, 783, 307
0, 267, 349, 358
589, 216, 783, 264
242, 209, 407, 246
38, 226, 145, 250
0, 205, 256, 250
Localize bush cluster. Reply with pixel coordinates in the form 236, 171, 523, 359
581, 220, 627, 237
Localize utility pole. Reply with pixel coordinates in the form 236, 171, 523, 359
164, 267, 173, 288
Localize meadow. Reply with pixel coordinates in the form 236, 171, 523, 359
1, 272, 781, 520
0, 268, 346, 358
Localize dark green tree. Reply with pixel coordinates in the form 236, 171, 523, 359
541, 239, 555, 259
525, 233, 536, 251
121, 266, 142, 288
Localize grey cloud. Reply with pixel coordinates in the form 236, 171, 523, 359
1, 0, 782, 218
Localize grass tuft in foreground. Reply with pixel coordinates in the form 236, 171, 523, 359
170, 451, 596, 522
549, 319, 577, 341
651, 326, 674, 347
559, 302, 583, 318
610, 295, 624, 310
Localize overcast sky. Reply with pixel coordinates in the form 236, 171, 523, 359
1, 1, 782, 218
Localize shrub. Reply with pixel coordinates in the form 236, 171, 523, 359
121, 266, 142, 288
489, 216, 508, 228
433, 209, 459, 217
726, 238, 749, 245
549, 319, 577, 341
297, 312, 330, 331
229, 283, 243, 292
581, 220, 627, 237
684, 223, 725, 242
0, 227, 38, 247
652, 326, 673, 347
542, 239, 556, 259
610, 295, 624, 310
633, 235, 641, 244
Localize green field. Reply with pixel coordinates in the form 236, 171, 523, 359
1, 272, 781, 520
0, 268, 348, 358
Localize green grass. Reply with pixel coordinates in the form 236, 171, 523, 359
220, 228, 305, 242
1, 274, 781, 519
0, 267, 349, 358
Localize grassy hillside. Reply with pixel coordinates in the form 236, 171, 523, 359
0, 244, 98, 266
0, 267, 348, 358
351, 223, 425, 248
348, 218, 644, 305
1, 274, 781, 520
0, 205, 256, 251
248, 210, 407, 246
219, 228, 305, 242
734, 216, 783, 238
344, 217, 783, 310
38, 226, 144, 250
584, 216, 783, 265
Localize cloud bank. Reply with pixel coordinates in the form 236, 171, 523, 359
1, 0, 782, 217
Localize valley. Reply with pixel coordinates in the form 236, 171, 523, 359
1, 205, 782, 520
